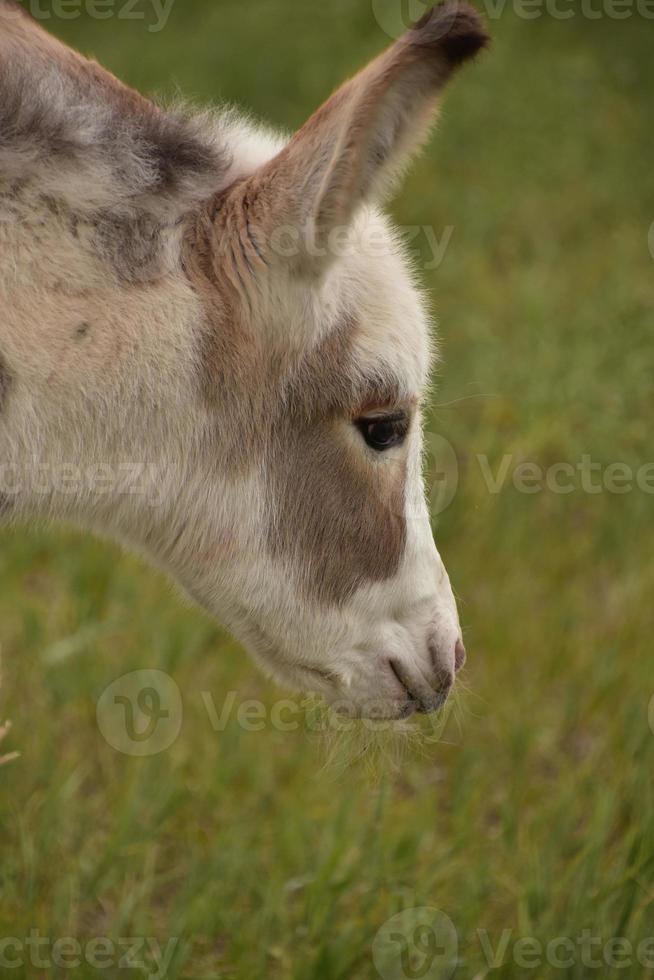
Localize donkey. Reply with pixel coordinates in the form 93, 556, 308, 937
0, 0, 488, 719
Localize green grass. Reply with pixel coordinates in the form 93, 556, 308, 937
2, 2, 654, 978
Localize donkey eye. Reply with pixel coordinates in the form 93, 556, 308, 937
356, 413, 410, 452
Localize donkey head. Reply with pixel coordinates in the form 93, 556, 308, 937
178, 4, 488, 719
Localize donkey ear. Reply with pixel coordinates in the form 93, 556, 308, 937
240, 1, 488, 272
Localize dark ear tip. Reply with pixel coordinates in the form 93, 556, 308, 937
410, 2, 490, 65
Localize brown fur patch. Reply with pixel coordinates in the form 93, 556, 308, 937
267, 411, 407, 606
265, 320, 406, 604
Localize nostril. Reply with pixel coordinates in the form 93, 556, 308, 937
428, 637, 457, 682
454, 638, 467, 672
432, 666, 453, 696
390, 658, 451, 715
419, 665, 453, 715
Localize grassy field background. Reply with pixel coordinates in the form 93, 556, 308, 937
1, 1, 654, 977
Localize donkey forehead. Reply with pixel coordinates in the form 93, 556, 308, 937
194, 200, 434, 417
261, 207, 434, 403
331, 209, 433, 397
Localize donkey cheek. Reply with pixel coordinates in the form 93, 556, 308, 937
267, 426, 407, 605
